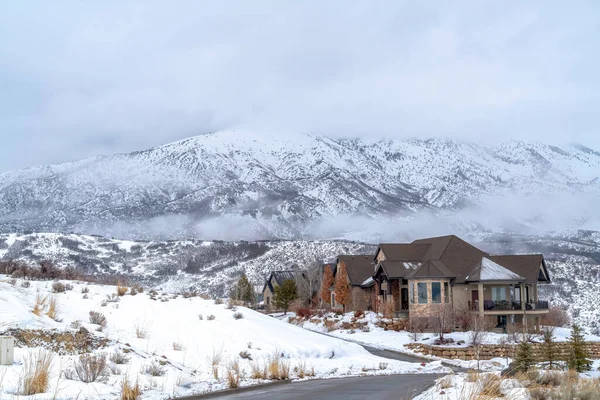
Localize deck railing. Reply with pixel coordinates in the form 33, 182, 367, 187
469, 300, 550, 311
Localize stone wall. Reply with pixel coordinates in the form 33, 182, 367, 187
405, 342, 600, 361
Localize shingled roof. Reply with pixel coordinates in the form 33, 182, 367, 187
465, 257, 525, 282
376, 244, 430, 261
262, 270, 300, 293
487, 255, 550, 284
337, 255, 374, 286
406, 260, 455, 279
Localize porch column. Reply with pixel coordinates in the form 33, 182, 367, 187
478, 283, 484, 315
520, 284, 525, 310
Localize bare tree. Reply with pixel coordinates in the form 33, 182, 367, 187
430, 303, 454, 341
407, 317, 428, 342
295, 259, 322, 307
468, 315, 496, 370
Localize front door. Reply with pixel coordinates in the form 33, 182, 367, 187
401, 288, 409, 310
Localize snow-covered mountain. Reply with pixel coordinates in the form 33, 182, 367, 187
1, 130, 600, 241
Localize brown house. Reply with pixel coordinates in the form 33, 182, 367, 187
327, 255, 377, 311
324, 235, 551, 332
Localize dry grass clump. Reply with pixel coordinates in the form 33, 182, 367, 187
268, 352, 290, 380
249, 360, 268, 379
207, 346, 224, 380
32, 294, 48, 316
117, 285, 129, 296
89, 310, 107, 327
144, 360, 166, 377
74, 353, 108, 383
226, 359, 241, 388
172, 342, 185, 351
233, 312, 244, 320
121, 377, 141, 400
134, 321, 149, 339
46, 295, 60, 321
293, 360, 314, 378
19, 349, 54, 395
207, 315, 216, 321
477, 373, 502, 398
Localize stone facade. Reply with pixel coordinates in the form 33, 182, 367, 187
405, 342, 600, 361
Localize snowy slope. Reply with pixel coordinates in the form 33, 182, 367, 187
0, 279, 447, 399
1, 131, 600, 240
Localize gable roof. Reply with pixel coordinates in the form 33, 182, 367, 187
406, 260, 455, 279
465, 257, 525, 282
262, 270, 300, 293
487, 255, 550, 284
337, 255, 374, 286
376, 261, 422, 279
376, 244, 430, 261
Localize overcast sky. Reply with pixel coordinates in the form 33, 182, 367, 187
0, 1, 598, 172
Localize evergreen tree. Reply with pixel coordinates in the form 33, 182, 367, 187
542, 328, 557, 369
514, 341, 534, 372
237, 274, 255, 305
334, 263, 351, 313
567, 324, 592, 372
320, 265, 334, 306
273, 279, 298, 314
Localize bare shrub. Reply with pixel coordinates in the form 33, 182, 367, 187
81, 287, 90, 294
21, 281, 31, 288
110, 349, 130, 365
214, 298, 224, 305
65, 283, 73, 291
378, 362, 388, 370
542, 307, 571, 328
70, 320, 82, 329
233, 312, 244, 320
296, 307, 312, 319
430, 303, 454, 340
198, 314, 204, 320
46, 296, 60, 321
121, 378, 141, 400
131, 284, 144, 294
134, 321, 149, 339
74, 353, 108, 383
89, 311, 107, 327
106, 293, 120, 303
207, 315, 216, 321
172, 342, 185, 351
52, 282, 66, 293
239, 350, 252, 360
19, 350, 54, 395
144, 361, 166, 377
407, 317, 427, 342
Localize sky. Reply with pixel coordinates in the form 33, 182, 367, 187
0, 1, 599, 172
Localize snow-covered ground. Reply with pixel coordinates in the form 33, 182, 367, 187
0, 277, 449, 399
284, 311, 600, 372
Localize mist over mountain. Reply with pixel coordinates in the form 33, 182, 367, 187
1, 130, 599, 242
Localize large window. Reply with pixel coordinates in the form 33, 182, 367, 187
331, 293, 336, 307
417, 282, 428, 304
409, 282, 414, 304
492, 287, 506, 301
431, 282, 441, 303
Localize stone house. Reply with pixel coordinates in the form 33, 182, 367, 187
326, 255, 377, 311
325, 235, 551, 332
262, 270, 297, 309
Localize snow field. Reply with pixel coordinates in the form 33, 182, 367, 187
0, 278, 448, 399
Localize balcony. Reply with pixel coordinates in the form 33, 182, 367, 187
470, 300, 549, 312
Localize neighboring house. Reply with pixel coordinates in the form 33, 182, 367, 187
327, 255, 376, 310
372, 235, 551, 331
262, 270, 297, 309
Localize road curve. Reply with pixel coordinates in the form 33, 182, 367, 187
183, 374, 440, 400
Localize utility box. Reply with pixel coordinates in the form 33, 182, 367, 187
0, 336, 14, 365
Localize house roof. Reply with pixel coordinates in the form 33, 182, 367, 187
487, 255, 550, 284
377, 261, 422, 278
262, 270, 300, 293
406, 260, 455, 279
372, 235, 548, 284
465, 257, 525, 282
376, 243, 430, 261
361, 277, 376, 288
337, 255, 374, 286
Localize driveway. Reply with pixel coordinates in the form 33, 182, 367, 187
184, 374, 440, 400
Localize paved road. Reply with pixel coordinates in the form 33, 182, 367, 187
187, 374, 439, 400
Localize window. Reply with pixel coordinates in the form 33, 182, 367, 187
417, 282, 427, 304
497, 315, 507, 329
492, 287, 506, 301
444, 282, 449, 303
409, 282, 414, 304
431, 282, 441, 303
331, 293, 336, 307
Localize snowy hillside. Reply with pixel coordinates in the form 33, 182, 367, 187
0, 278, 446, 399
2, 231, 600, 331
1, 131, 600, 240
0, 232, 375, 295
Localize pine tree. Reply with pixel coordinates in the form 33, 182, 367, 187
273, 279, 298, 314
514, 341, 534, 372
334, 263, 351, 313
567, 324, 592, 372
237, 274, 255, 305
320, 265, 334, 306
542, 327, 557, 369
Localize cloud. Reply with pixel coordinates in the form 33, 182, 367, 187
0, 1, 599, 171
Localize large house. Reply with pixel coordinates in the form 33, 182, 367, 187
262, 270, 298, 309
328, 235, 551, 331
